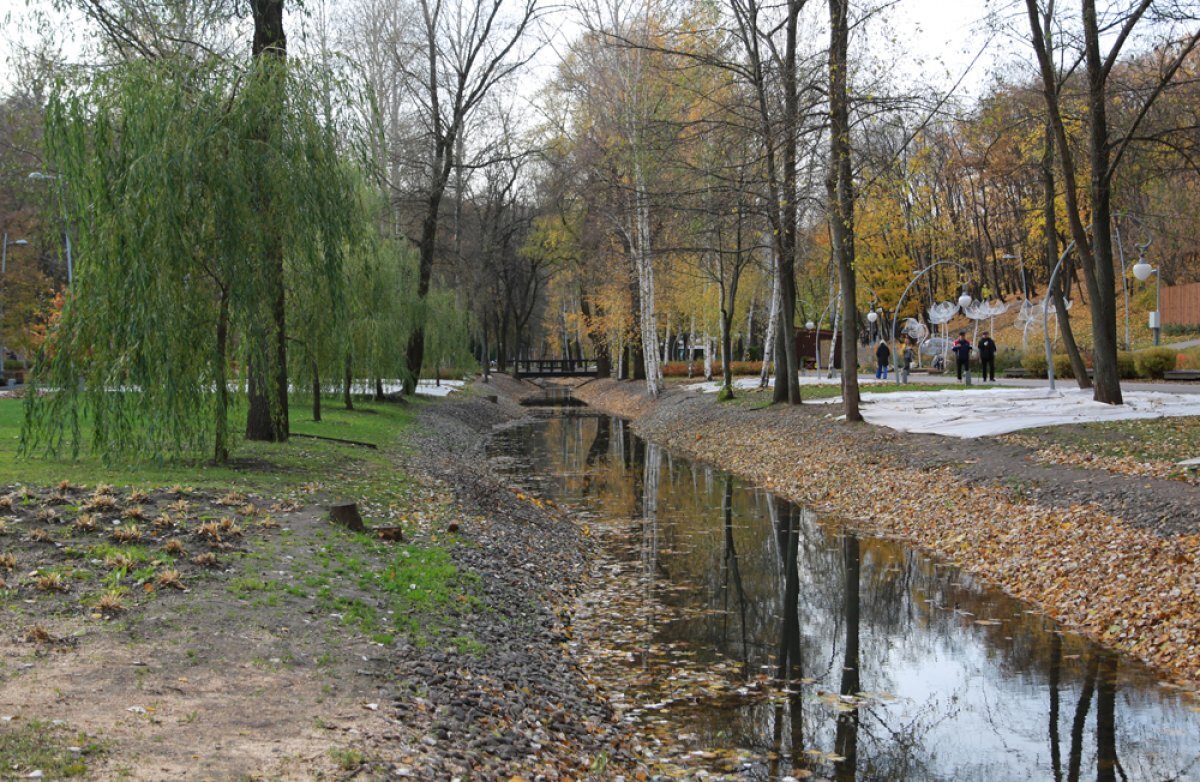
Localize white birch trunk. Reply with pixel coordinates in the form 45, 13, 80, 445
760, 250, 780, 389
827, 283, 842, 379
703, 331, 714, 380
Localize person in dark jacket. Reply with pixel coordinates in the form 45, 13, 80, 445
875, 340, 891, 379
952, 331, 972, 381
978, 331, 997, 382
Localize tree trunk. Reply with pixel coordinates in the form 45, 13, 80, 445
246, 0, 289, 443
375, 377, 385, 401
830, 0, 860, 420
312, 357, 321, 422
343, 354, 353, 410
1042, 118, 1091, 389
214, 291, 230, 463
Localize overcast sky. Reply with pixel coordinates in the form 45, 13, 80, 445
0, 0, 1011, 100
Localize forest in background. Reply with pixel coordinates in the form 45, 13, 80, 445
0, 0, 1198, 456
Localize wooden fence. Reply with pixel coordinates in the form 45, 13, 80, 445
1162, 282, 1200, 327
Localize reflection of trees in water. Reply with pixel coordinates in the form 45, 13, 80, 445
493, 415, 1200, 781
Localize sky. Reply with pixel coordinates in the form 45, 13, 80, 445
0, 0, 1011, 99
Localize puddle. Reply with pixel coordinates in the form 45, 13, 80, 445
489, 412, 1200, 781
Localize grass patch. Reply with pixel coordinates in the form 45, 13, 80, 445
0, 720, 104, 778
0, 398, 416, 494
310, 534, 477, 644
1009, 416, 1200, 466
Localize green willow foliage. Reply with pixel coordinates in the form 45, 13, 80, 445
22, 58, 359, 461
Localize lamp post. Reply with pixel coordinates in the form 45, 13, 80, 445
890, 261, 972, 385
1132, 254, 1161, 346
28, 172, 72, 284
2, 234, 28, 273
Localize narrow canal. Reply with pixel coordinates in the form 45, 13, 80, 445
489, 411, 1200, 781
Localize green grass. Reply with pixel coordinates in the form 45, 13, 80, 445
1011, 416, 1200, 464
0, 397, 416, 492
0, 720, 104, 778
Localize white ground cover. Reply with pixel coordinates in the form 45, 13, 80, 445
824, 386, 1200, 438
683, 375, 840, 393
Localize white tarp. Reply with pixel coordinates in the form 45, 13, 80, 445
827, 387, 1200, 438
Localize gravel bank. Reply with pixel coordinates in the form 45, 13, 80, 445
573, 379, 1200, 691
391, 384, 639, 779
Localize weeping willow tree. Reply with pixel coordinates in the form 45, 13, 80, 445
21, 57, 359, 462
345, 232, 422, 403
423, 290, 474, 386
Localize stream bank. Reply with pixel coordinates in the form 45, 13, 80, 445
570, 379, 1200, 691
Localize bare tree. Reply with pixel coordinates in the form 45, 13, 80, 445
1024, 0, 1200, 404
395, 0, 539, 392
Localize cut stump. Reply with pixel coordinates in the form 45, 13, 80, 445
329, 502, 364, 532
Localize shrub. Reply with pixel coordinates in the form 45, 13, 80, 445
1134, 347, 1177, 379
1116, 351, 1138, 379
1053, 354, 1075, 379
1021, 351, 1048, 378
1174, 346, 1200, 370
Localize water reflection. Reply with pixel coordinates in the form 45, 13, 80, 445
490, 413, 1200, 781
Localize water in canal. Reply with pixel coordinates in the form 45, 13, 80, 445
489, 412, 1200, 781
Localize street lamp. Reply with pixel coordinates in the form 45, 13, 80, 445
957, 290, 973, 310
1132, 254, 1161, 346
2, 235, 28, 273
28, 171, 73, 284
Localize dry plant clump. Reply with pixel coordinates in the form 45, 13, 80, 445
166, 499, 190, 515
24, 624, 55, 644
34, 571, 66, 591
162, 539, 186, 556
168, 484, 192, 496
122, 505, 148, 521
86, 494, 119, 512
33, 508, 59, 524
73, 514, 98, 532
0, 495, 13, 511
152, 513, 176, 530
16, 486, 34, 502
218, 517, 242, 536
236, 503, 259, 517
96, 591, 125, 616
216, 491, 247, 506
28, 529, 53, 544
104, 553, 135, 571
57, 480, 76, 492
190, 552, 219, 568
0, 552, 15, 570
94, 483, 114, 495
128, 489, 150, 504
112, 524, 142, 543
0, 519, 7, 536
259, 516, 280, 529
46, 492, 69, 506
157, 568, 184, 589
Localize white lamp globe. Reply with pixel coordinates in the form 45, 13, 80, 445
957, 291, 972, 309
805, 320, 815, 330
1132, 258, 1154, 282
866, 310, 878, 323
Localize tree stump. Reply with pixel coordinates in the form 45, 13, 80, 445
329, 502, 364, 532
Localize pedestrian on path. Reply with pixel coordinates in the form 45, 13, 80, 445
875, 340, 891, 379
978, 331, 997, 382
952, 331, 972, 381
901, 341, 915, 383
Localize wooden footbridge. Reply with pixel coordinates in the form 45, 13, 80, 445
512, 358, 599, 378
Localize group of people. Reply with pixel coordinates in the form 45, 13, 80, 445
874, 331, 997, 382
